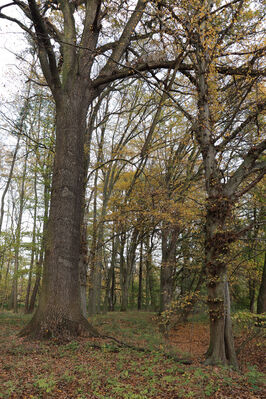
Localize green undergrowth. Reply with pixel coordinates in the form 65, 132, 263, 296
0, 311, 265, 399
92, 311, 164, 349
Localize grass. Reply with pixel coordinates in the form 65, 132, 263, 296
0, 310, 265, 398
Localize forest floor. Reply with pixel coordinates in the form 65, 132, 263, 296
0, 311, 265, 399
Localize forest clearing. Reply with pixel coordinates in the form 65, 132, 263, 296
0, 311, 265, 398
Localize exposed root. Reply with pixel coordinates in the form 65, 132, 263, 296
101, 334, 192, 365
19, 311, 99, 342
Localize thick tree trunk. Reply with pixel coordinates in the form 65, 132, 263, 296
20, 92, 98, 338
204, 202, 238, 368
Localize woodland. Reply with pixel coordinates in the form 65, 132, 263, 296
0, 0, 265, 397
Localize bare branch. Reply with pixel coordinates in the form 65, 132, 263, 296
225, 139, 266, 197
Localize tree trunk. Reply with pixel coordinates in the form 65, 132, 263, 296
120, 228, 139, 311
145, 237, 156, 310
160, 228, 177, 313
138, 240, 143, 310
104, 234, 118, 312
88, 127, 105, 315
20, 92, 98, 338
11, 147, 28, 313
28, 261, 41, 313
25, 162, 38, 313
28, 167, 51, 313
119, 233, 127, 311
204, 201, 238, 368
79, 222, 88, 318
257, 252, 266, 314
249, 279, 256, 313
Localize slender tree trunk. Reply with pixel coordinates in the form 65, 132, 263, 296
11, 148, 28, 313
79, 222, 88, 318
249, 279, 256, 313
224, 279, 238, 365
28, 261, 41, 313
88, 125, 107, 315
28, 167, 51, 313
145, 237, 156, 310
25, 161, 38, 313
119, 233, 127, 311
104, 234, 118, 312
257, 252, 266, 314
88, 170, 100, 316
138, 240, 143, 310
160, 228, 177, 313
110, 232, 118, 311
0, 136, 20, 236
20, 91, 98, 338
120, 228, 139, 311
1, 257, 11, 309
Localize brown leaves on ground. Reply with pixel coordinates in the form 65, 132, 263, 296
0, 311, 265, 399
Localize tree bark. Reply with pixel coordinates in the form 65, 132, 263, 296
160, 228, 177, 313
25, 158, 38, 313
11, 146, 28, 313
138, 239, 143, 310
257, 252, 266, 314
120, 228, 139, 311
204, 197, 238, 368
20, 89, 98, 338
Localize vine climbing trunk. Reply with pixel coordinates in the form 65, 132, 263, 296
204, 197, 238, 367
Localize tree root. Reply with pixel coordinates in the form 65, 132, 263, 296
19, 312, 99, 342
100, 334, 192, 364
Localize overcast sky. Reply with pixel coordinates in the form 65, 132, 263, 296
0, 1, 27, 104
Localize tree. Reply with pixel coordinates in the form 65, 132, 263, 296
149, 0, 265, 366
0, 0, 173, 337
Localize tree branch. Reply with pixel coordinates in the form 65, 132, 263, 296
225, 139, 266, 197
27, 0, 61, 92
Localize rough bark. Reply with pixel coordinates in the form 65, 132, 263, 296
20, 90, 99, 338
3, 0, 151, 338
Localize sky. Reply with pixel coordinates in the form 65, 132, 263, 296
0, 0, 26, 104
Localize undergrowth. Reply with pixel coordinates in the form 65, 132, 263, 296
0, 311, 265, 399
